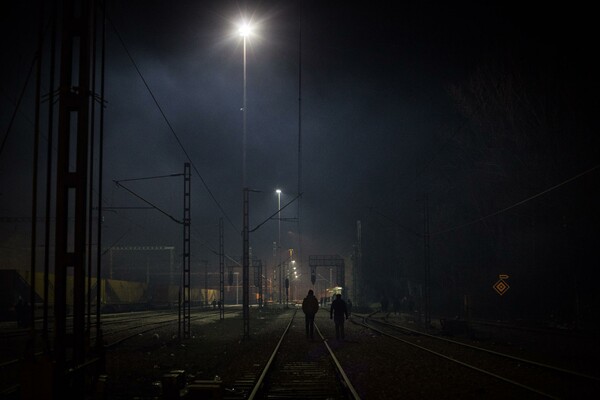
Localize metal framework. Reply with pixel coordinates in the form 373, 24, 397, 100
182, 163, 191, 338
52, 0, 94, 397
242, 188, 250, 338
253, 259, 263, 308
45, 0, 98, 398
423, 195, 431, 325
308, 255, 346, 293
219, 218, 225, 320
354, 220, 362, 306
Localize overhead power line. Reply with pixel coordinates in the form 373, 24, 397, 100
113, 180, 182, 224
190, 228, 241, 267
250, 193, 302, 233
115, 173, 183, 183
101, 228, 132, 256
431, 163, 600, 236
0, 50, 37, 159
368, 207, 422, 238
107, 17, 238, 233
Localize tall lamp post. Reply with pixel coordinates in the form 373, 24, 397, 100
276, 189, 282, 304
240, 22, 251, 187
239, 21, 252, 339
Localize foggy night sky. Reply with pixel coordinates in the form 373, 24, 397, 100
1, 1, 598, 278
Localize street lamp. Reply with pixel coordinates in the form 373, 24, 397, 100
238, 21, 252, 188
275, 189, 282, 304
238, 20, 253, 339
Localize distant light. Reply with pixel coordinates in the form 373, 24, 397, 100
276, 189, 281, 194
238, 22, 252, 37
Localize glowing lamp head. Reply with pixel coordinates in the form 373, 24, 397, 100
238, 23, 252, 37
276, 189, 281, 194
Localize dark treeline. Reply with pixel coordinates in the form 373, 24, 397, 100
360, 10, 599, 331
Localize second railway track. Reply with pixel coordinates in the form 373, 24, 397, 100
355, 312, 600, 399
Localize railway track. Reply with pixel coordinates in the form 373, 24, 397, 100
103, 308, 239, 348
355, 313, 600, 399
0, 308, 238, 398
223, 308, 360, 400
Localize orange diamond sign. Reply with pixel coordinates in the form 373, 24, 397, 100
493, 274, 510, 295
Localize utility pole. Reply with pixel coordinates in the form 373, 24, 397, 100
181, 163, 191, 339
276, 189, 282, 305
253, 259, 263, 308
219, 218, 224, 320
424, 194, 431, 326
242, 188, 250, 338
356, 220, 361, 306
203, 259, 208, 306
50, 1, 95, 397
296, 0, 303, 305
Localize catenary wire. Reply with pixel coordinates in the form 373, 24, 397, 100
431, 163, 600, 236
113, 180, 182, 224
107, 17, 238, 233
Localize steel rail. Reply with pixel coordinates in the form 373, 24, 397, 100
369, 314, 600, 382
248, 309, 361, 400
354, 316, 560, 400
315, 323, 361, 399
0, 308, 238, 391
247, 308, 298, 399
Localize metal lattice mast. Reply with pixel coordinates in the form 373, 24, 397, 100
219, 218, 225, 320
356, 220, 362, 306
242, 188, 250, 338
253, 259, 263, 308
297, 0, 303, 294
424, 194, 431, 326
308, 255, 346, 296
182, 163, 191, 338
52, 0, 94, 395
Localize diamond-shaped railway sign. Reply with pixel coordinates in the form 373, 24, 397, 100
493, 274, 510, 295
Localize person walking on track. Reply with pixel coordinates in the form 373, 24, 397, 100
330, 294, 349, 340
302, 289, 319, 340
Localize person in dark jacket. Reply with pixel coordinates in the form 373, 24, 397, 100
330, 294, 349, 340
301, 289, 319, 339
